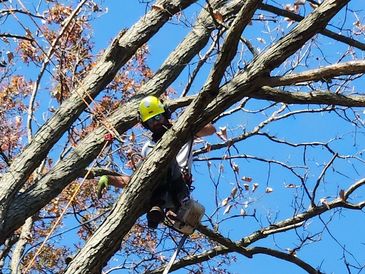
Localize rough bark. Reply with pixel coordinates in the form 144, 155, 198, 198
0, 0, 198, 233
10, 217, 33, 274
0, 0, 245, 244
266, 60, 365, 87
253, 86, 365, 106
64, 0, 348, 273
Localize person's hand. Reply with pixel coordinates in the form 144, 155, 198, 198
97, 175, 109, 199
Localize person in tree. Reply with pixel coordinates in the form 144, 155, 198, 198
98, 95, 216, 229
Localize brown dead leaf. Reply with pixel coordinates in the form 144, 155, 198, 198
309, 2, 319, 9
230, 187, 238, 198
320, 198, 330, 209
221, 197, 230, 207
295, 0, 306, 5
241, 176, 252, 182
129, 132, 136, 143
252, 183, 259, 192
232, 163, 239, 173
6, 51, 14, 63
265, 187, 273, 193
216, 127, 228, 142
213, 11, 223, 23
223, 204, 232, 215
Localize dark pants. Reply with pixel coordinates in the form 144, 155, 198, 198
150, 172, 190, 211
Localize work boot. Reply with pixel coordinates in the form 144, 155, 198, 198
147, 206, 164, 229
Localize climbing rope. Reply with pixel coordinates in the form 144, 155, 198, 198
5, 3, 144, 272
163, 234, 188, 274
23, 139, 110, 273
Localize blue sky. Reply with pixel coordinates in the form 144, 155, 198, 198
83, 1, 365, 273
3, 0, 365, 273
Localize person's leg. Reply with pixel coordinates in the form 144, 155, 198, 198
170, 176, 190, 208
147, 185, 167, 228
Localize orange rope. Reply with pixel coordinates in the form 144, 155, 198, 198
23, 140, 110, 273
7, 3, 132, 271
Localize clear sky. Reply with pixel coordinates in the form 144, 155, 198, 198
86, 1, 365, 273
4, 0, 365, 273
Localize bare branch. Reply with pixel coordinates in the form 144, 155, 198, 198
266, 60, 365, 87
0, 33, 33, 41
0, 8, 44, 19
259, 3, 365, 51
26, 0, 89, 141
311, 153, 338, 207
252, 86, 365, 107
248, 246, 322, 274
343, 178, 365, 201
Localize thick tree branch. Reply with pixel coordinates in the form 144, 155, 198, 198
0, 0, 198, 239
10, 217, 33, 273
204, 0, 262, 92
252, 86, 365, 106
266, 60, 365, 87
63, 1, 349, 273
152, 178, 365, 273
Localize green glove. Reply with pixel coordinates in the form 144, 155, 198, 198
97, 175, 109, 199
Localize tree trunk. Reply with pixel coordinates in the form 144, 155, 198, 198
0, 0, 198, 236
65, 0, 349, 273
0, 0, 247, 244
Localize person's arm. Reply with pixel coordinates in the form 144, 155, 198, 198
195, 123, 216, 138
107, 175, 130, 188
97, 175, 130, 198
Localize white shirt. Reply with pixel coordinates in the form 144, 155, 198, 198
141, 139, 193, 173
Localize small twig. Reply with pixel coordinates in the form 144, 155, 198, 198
0, 33, 33, 41
0, 8, 44, 19
311, 153, 338, 207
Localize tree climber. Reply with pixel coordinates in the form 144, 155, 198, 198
98, 95, 216, 229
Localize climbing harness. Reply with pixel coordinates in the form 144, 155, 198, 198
23, 140, 110, 273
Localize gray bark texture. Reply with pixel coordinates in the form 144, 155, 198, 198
0, 0, 248, 244
0, 0, 199, 243
2, 0, 362, 273
63, 0, 349, 273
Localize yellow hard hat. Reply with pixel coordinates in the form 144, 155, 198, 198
139, 96, 165, 122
